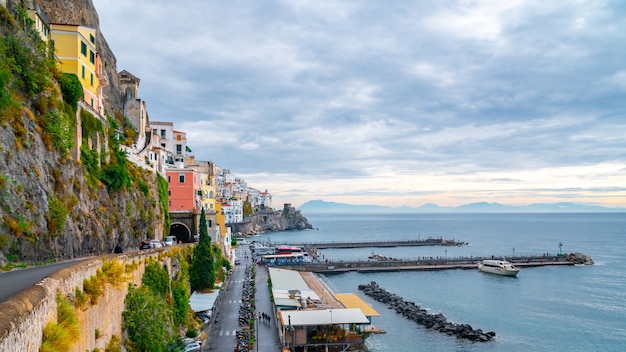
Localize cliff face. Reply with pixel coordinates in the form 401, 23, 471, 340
0, 2, 163, 266
230, 209, 313, 235
0, 117, 164, 264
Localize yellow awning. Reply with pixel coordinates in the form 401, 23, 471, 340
333, 293, 380, 316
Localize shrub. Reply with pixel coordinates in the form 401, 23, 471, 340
42, 110, 75, 156
58, 73, 83, 110
46, 196, 68, 237
40, 294, 80, 352
81, 145, 101, 188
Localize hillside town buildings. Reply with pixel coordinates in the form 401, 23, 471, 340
8, 0, 274, 260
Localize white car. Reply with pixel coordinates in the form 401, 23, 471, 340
150, 240, 163, 248
164, 236, 177, 246
183, 342, 201, 351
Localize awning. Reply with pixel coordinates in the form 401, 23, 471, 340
279, 308, 369, 327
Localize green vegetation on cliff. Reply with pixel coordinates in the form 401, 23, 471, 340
0, 4, 166, 265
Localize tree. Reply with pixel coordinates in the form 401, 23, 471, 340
198, 207, 208, 243
189, 208, 215, 291
123, 285, 171, 352
142, 261, 170, 298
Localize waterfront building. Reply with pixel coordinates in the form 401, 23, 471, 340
268, 268, 377, 351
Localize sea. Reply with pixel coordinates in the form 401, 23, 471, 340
254, 212, 626, 352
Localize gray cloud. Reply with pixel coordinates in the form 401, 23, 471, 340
94, 0, 626, 207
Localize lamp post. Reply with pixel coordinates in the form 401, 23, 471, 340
256, 313, 259, 352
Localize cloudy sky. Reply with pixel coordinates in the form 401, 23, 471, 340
92, 0, 625, 209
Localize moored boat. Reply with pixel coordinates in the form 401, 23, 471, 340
478, 259, 520, 277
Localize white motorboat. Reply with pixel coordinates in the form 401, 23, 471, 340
478, 260, 520, 277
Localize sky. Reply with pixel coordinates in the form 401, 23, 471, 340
92, 0, 626, 209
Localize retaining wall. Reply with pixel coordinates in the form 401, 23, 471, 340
0, 249, 175, 352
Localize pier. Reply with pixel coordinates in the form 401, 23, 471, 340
279, 253, 592, 274
272, 238, 466, 249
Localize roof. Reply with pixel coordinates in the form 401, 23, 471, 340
269, 267, 310, 291
189, 288, 220, 312
334, 293, 380, 316
279, 308, 370, 326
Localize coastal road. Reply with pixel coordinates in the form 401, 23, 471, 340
0, 259, 89, 303
203, 245, 251, 351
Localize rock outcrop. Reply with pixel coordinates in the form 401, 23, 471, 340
230, 205, 313, 235
358, 281, 496, 342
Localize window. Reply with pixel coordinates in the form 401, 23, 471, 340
152, 129, 157, 135
81, 41, 87, 56
90, 73, 93, 86
160, 129, 166, 138
167, 176, 171, 182
208, 220, 212, 227
176, 144, 182, 154
197, 190, 202, 196
168, 191, 171, 196
89, 34, 95, 44
81, 65, 85, 78
176, 134, 182, 141
90, 98, 93, 107
89, 50, 95, 64
179, 174, 185, 183
160, 143, 166, 148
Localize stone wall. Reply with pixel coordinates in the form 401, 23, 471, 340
0, 249, 174, 352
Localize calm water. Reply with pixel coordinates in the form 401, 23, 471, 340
256, 213, 626, 352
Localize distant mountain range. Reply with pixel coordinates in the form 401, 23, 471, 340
298, 199, 625, 213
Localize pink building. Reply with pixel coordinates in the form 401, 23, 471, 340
166, 168, 201, 212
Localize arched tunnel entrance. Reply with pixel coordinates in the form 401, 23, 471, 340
170, 222, 192, 243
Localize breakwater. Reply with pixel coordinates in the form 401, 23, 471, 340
359, 281, 495, 342
275, 238, 467, 249
281, 253, 593, 273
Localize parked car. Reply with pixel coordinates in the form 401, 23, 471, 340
164, 236, 177, 246
150, 240, 163, 248
179, 337, 199, 346
183, 342, 201, 351
139, 241, 151, 250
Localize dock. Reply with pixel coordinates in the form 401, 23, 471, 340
272, 238, 466, 249
280, 253, 592, 274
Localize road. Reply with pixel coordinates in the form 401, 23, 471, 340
203, 245, 250, 351
0, 259, 89, 302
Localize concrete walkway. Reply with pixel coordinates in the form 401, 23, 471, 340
203, 245, 283, 351
254, 264, 283, 351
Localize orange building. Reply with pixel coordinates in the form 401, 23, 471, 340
166, 168, 201, 212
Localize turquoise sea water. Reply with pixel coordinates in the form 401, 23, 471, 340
256, 213, 626, 352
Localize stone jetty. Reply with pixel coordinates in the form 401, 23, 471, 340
358, 281, 496, 342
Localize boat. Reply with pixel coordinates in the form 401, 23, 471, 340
478, 260, 520, 277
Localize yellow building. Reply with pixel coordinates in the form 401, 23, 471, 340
27, 1, 51, 43
51, 24, 106, 115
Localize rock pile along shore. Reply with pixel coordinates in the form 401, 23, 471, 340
358, 281, 496, 342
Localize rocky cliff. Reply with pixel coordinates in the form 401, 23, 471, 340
230, 208, 313, 236
0, 1, 164, 266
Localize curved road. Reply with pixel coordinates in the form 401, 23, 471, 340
0, 259, 89, 303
